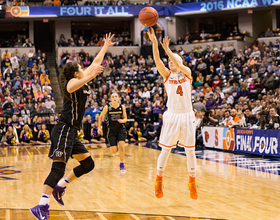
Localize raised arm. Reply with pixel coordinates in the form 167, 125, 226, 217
67, 66, 104, 94
147, 28, 169, 80
160, 36, 192, 79
83, 33, 115, 77
98, 105, 108, 134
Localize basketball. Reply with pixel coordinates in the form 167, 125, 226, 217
139, 7, 159, 27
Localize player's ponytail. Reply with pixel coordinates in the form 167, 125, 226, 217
59, 61, 79, 101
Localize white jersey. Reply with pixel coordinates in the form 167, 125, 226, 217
163, 71, 193, 113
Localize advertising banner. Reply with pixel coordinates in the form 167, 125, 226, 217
234, 129, 280, 157
6, 0, 280, 18
202, 127, 280, 157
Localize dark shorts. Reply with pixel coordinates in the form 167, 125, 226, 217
92, 136, 102, 141
21, 139, 30, 143
107, 125, 127, 147
48, 122, 88, 162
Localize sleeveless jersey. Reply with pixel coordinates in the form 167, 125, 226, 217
106, 104, 124, 129
59, 82, 90, 129
163, 71, 192, 113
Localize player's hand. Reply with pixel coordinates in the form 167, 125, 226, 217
160, 36, 170, 51
104, 33, 115, 48
118, 119, 123, 123
147, 28, 157, 43
93, 65, 104, 76
98, 128, 102, 134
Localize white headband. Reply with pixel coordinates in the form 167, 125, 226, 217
173, 53, 183, 64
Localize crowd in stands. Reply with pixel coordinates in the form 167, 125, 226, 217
2, 0, 27, 6
58, 32, 133, 47
0, 34, 34, 48
2, 34, 280, 147
0, 47, 57, 146
176, 24, 247, 45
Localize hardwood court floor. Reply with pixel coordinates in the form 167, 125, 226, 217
0, 143, 279, 220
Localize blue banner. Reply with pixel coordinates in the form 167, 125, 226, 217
6, 0, 280, 18
234, 129, 280, 157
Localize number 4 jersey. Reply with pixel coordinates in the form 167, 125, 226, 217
163, 71, 193, 113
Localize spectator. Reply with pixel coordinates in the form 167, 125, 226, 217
184, 35, 190, 45
226, 109, 240, 125
232, 26, 240, 37
200, 30, 209, 40
212, 75, 221, 88
243, 55, 255, 68
265, 28, 274, 37
22, 39, 33, 47
45, 95, 55, 109
244, 108, 257, 126
262, 72, 274, 91
177, 37, 184, 45
193, 98, 206, 112
267, 61, 277, 73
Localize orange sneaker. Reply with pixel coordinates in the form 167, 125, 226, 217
188, 182, 198, 200
154, 180, 164, 199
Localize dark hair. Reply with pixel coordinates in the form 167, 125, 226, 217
59, 62, 78, 101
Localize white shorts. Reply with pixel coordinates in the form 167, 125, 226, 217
158, 111, 196, 150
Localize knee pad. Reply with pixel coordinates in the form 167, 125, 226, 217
73, 156, 95, 178
44, 162, 66, 188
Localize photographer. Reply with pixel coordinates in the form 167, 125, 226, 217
201, 110, 217, 126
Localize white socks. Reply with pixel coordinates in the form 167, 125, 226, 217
39, 193, 50, 205
57, 176, 70, 188
157, 148, 171, 172
185, 148, 196, 173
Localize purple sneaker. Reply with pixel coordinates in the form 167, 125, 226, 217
30, 204, 50, 220
52, 185, 66, 206
120, 162, 126, 173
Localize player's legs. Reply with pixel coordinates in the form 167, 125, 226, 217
31, 123, 72, 219
30, 158, 66, 219
155, 147, 171, 198
178, 111, 198, 200
118, 141, 125, 162
53, 152, 94, 206
117, 127, 127, 173
50, 133, 91, 207
155, 112, 180, 198
157, 147, 171, 176
118, 140, 126, 173
110, 146, 118, 154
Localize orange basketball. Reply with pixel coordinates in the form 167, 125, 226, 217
139, 7, 159, 27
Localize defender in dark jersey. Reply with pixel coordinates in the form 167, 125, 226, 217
30, 33, 115, 220
98, 92, 127, 173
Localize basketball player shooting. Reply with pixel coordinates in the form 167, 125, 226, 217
147, 28, 198, 200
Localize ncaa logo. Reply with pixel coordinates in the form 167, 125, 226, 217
56, 151, 63, 157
